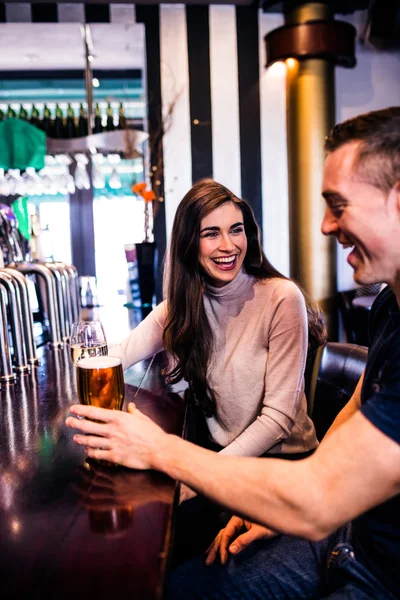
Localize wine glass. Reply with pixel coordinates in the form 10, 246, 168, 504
70, 321, 108, 365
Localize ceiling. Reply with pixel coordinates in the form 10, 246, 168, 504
260, 1, 371, 13
0, 23, 145, 71
20, 0, 372, 8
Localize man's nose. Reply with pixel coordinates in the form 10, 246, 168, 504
321, 207, 338, 236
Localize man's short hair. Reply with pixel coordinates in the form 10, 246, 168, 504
325, 106, 400, 192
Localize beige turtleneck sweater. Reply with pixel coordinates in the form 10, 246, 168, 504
109, 270, 318, 457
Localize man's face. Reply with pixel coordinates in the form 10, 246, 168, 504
321, 141, 400, 288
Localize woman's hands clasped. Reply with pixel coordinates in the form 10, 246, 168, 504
65, 402, 166, 469
205, 516, 278, 566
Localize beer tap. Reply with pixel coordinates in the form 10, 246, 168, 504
0, 271, 29, 372
10, 263, 63, 348
0, 285, 16, 382
2, 268, 39, 366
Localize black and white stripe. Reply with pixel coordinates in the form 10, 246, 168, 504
136, 4, 166, 301
159, 6, 277, 259
209, 5, 241, 198
187, 6, 213, 183
0, 3, 136, 24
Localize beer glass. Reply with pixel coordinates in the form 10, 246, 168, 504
70, 320, 108, 365
76, 356, 124, 411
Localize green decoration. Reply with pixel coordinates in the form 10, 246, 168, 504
0, 119, 46, 170
11, 196, 30, 241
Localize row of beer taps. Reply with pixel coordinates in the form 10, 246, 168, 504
0, 261, 80, 382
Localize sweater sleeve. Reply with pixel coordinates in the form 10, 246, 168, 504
219, 281, 308, 457
108, 301, 166, 371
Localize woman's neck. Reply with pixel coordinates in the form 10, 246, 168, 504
205, 268, 252, 299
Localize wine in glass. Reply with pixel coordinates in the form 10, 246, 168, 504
70, 321, 108, 365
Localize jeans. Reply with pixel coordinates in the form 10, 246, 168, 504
165, 525, 396, 600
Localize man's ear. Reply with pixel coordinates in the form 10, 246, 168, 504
387, 181, 400, 217
395, 182, 400, 212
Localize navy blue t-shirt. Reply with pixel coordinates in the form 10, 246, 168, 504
353, 286, 400, 597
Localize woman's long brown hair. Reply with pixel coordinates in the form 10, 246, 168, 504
163, 179, 327, 417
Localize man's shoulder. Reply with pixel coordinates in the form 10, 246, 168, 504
370, 285, 396, 321
362, 286, 400, 443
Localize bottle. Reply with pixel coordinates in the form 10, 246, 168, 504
7, 105, 16, 119
94, 102, 103, 134
117, 102, 126, 129
66, 103, 76, 138
30, 104, 40, 128
106, 102, 114, 131
19, 105, 28, 120
54, 104, 64, 138
29, 214, 42, 261
78, 103, 88, 137
42, 104, 53, 136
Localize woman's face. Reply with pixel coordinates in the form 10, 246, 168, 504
198, 202, 247, 287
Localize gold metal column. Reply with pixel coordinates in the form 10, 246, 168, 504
285, 3, 336, 334
265, 2, 356, 337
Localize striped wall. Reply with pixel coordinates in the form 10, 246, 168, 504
160, 4, 267, 234
0, 3, 289, 278
0, 3, 135, 23
1, 4, 400, 293
158, 5, 288, 274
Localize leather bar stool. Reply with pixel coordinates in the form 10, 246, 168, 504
307, 342, 368, 441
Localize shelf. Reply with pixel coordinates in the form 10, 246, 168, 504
46, 128, 148, 158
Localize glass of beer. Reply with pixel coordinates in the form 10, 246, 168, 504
76, 356, 124, 411
70, 321, 108, 365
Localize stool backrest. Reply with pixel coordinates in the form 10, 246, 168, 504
307, 342, 368, 441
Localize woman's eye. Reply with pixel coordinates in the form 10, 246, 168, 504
203, 231, 218, 238
231, 227, 244, 235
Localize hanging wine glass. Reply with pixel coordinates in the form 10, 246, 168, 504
109, 168, 121, 190
92, 163, 105, 190
0, 169, 9, 196
74, 154, 90, 190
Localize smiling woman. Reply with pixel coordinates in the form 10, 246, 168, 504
71, 177, 327, 563
198, 202, 247, 287
107, 179, 326, 455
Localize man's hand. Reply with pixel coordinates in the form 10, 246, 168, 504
205, 516, 277, 566
65, 402, 168, 469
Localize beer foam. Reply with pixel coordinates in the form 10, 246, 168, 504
77, 356, 122, 369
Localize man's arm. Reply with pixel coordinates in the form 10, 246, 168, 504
204, 373, 367, 560
322, 371, 364, 441
151, 410, 400, 541
67, 399, 400, 542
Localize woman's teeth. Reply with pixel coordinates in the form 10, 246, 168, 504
213, 256, 236, 264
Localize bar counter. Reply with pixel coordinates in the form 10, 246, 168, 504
0, 343, 185, 599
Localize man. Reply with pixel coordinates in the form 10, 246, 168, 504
66, 107, 400, 599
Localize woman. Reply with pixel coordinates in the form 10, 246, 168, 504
108, 178, 325, 459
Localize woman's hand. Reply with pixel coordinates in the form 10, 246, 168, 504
65, 402, 168, 470
179, 483, 197, 504
205, 516, 278, 566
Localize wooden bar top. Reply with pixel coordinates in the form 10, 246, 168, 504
0, 343, 185, 600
